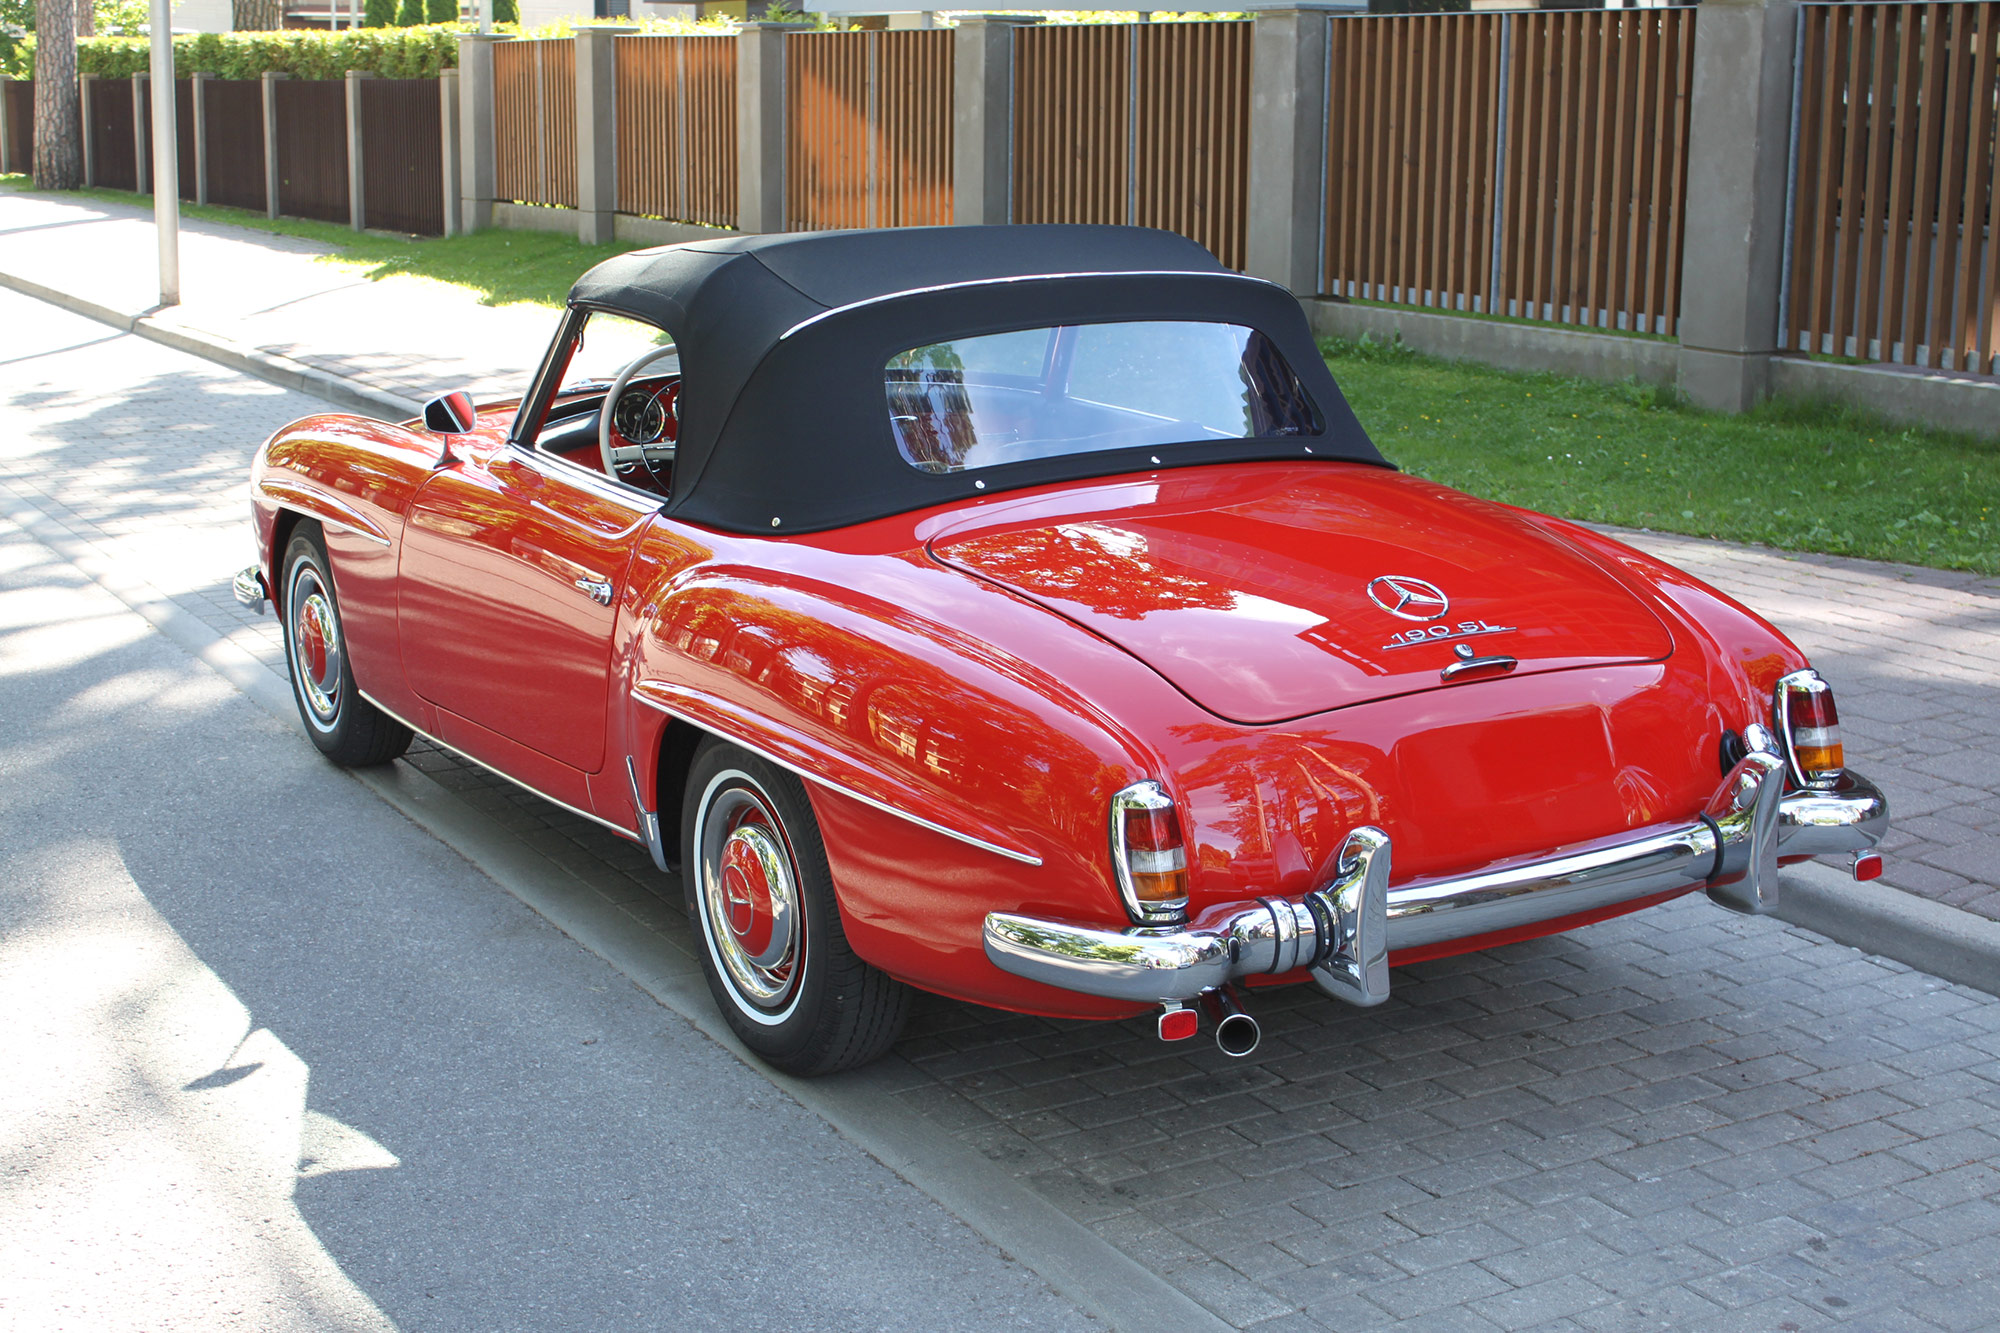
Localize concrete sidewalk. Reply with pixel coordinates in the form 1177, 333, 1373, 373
2, 183, 1996, 953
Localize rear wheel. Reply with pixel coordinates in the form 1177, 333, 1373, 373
280, 525, 412, 767
683, 739, 908, 1075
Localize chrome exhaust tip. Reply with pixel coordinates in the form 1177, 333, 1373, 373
1202, 987, 1261, 1058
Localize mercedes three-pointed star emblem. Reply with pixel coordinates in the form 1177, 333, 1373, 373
1367, 574, 1451, 622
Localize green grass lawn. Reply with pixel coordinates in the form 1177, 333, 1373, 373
1325, 336, 1999, 576
6, 176, 1994, 574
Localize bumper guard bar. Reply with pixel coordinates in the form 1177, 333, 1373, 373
984, 758, 1887, 1008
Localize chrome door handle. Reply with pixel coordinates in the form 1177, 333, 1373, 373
574, 575, 614, 606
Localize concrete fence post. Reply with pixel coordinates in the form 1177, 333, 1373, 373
737, 23, 809, 235
345, 69, 370, 232
951, 15, 1039, 227
81, 74, 97, 187
574, 25, 636, 245
131, 73, 149, 196
191, 71, 209, 206
440, 70, 462, 237
1676, 0, 1798, 412
458, 33, 505, 233
1247, 6, 1338, 294
261, 71, 287, 220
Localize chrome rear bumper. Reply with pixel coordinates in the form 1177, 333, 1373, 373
984, 763, 1887, 1008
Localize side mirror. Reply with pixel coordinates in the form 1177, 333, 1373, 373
423, 390, 477, 435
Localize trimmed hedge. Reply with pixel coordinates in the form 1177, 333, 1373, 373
67, 25, 464, 81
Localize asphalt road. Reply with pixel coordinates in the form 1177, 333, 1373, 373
0, 294, 1094, 1333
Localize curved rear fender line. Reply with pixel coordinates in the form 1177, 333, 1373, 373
1518, 511, 1809, 718
630, 682, 1046, 868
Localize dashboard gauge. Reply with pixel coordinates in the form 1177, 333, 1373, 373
614, 388, 667, 445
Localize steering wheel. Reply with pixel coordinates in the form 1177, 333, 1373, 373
598, 343, 683, 481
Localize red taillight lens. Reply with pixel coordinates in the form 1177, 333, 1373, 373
1779, 671, 1844, 787
1112, 780, 1190, 924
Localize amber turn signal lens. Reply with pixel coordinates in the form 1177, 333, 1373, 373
1111, 780, 1191, 922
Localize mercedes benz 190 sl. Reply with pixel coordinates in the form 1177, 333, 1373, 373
235, 226, 1889, 1074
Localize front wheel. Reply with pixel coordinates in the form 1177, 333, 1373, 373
280, 524, 412, 767
683, 740, 909, 1076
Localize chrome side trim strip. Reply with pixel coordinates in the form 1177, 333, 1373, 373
630, 688, 1043, 867
357, 690, 642, 843
259, 490, 394, 547
777, 270, 1286, 342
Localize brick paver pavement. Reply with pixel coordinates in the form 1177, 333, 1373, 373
5, 223, 2000, 1330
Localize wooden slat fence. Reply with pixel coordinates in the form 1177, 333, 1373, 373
615, 34, 737, 228
204, 79, 266, 212
86, 77, 137, 192
1784, 1, 2000, 374
1014, 21, 1249, 270
361, 79, 444, 235
1325, 14, 1506, 317
784, 30, 952, 232
2, 80, 31, 175
1323, 8, 1693, 336
274, 79, 348, 224
494, 38, 577, 209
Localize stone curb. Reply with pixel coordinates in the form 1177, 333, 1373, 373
1777, 860, 2000, 999
6, 264, 1996, 1007
0, 267, 422, 424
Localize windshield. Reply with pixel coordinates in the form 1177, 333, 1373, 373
884, 321, 1321, 475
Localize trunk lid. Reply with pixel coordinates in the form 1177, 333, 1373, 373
929, 466, 1675, 724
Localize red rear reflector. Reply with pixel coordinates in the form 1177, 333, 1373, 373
1158, 1006, 1199, 1042
1853, 852, 1883, 882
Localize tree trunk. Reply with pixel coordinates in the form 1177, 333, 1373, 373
231, 0, 285, 30
32, 0, 82, 190
74, 1, 92, 37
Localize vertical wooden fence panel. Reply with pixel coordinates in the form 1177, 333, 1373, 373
173, 79, 196, 202
1133, 21, 1247, 270
876, 30, 953, 229
3, 81, 31, 174
274, 80, 348, 224
618, 34, 736, 227
1323, 13, 1504, 312
1013, 23, 1130, 231
1784, 2, 1999, 374
784, 30, 951, 233
787, 31, 870, 230
362, 79, 444, 235
1014, 22, 1246, 267
203, 79, 266, 212
493, 38, 575, 208
1498, 7, 1692, 334
89, 77, 137, 191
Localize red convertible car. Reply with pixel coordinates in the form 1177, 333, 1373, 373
236, 226, 1888, 1074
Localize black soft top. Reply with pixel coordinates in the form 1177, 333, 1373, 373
564, 225, 1388, 534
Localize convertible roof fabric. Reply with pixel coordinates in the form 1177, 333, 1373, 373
564, 225, 1389, 534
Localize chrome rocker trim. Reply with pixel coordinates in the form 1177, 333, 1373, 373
984, 762, 1888, 1008
233, 565, 268, 614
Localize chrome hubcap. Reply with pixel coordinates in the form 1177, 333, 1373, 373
288, 565, 342, 730
699, 781, 802, 1014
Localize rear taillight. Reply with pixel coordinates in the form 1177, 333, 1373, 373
1111, 780, 1190, 925
1777, 670, 1845, 788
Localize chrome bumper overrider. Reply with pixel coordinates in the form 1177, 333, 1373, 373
984, 759, 1888, 1008
233, 565, 268, 614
